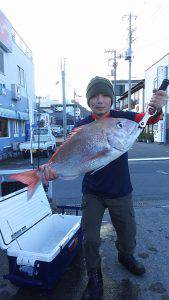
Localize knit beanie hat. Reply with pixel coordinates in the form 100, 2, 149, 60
86, 76, 114, 107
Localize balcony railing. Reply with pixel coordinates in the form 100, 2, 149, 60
12, 28, 33, 61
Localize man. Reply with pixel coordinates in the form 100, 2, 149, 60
41, 77, 168, 300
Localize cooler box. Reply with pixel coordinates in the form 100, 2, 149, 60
0, 184, 82, 289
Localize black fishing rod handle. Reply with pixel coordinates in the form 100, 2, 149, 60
158, 79, 169, 91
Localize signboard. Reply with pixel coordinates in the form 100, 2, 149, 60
0, 10, 12, 52
39, 113, 50, 126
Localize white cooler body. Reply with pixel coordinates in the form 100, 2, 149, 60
0, 184, 82, 289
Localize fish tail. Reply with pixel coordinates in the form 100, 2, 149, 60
9, 170, 40, 198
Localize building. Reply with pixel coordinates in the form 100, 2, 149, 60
38, 101, 90, 129
111, 79, 142, 109
0, 10, 35, 159
117, 53, 169, 144
118, 80, 145, 112
145, 53, 169, 143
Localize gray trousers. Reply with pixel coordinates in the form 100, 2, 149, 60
81, 193, 136, 271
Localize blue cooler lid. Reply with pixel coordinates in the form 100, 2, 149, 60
0, 184, 51, 250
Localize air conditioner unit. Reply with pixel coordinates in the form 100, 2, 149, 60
11, 84, 21, 101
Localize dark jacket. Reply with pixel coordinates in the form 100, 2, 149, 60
75, 110, 161, 198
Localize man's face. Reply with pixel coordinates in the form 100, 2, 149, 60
89, 94, 112, 116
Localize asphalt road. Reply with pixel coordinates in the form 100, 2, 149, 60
46, 142, 169, 207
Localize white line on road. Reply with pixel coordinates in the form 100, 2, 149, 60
129, 157, 169, 161
0, 169, 32, 175
156, 170, 169, 175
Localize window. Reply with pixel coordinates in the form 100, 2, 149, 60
115, 84, 125, 96
17, 66, 25, 86
0, 50, 4, 74
0, 118, 9, 137
21, 121, 25, 136
153, 78, 158, 89
33, 128, 48, 135
14, 120, 19, 136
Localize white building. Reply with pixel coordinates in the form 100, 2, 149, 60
0, 10, 35, 159
145, 53, 169, 142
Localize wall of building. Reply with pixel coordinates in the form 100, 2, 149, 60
145, 54, 169, 142
145, 54, 169, 108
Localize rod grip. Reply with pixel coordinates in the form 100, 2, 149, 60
148, 79, 169, 115
158, 79, 169, 91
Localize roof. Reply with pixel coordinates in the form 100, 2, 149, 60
145, 53, 169, 72
118, 79, 145, 101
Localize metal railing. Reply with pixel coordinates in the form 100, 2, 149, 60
12, 28, 33, 61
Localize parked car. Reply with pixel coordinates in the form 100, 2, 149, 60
19, 127, 56, 158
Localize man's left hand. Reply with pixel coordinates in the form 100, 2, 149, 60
148, 89, 169, 113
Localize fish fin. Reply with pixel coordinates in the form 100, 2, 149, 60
9, 170, 40, 198
48, 126, 85, 163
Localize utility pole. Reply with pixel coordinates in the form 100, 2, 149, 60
123, 13, 137, 111
37, 96, 41, 169
73, 90, 76, 125
73, 90, 82, 121
61, 58, 67, 141
113, 50, 117, 110
105, 49, 122, 109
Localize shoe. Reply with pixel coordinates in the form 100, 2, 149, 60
118, 253, 146, 276
81, 268, 103, 300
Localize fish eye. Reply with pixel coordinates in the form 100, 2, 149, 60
116, 122, 123, 129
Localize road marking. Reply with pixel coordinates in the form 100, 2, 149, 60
129, 157, 169, 161
0, 169, 32, 175
156, 170, 169, 175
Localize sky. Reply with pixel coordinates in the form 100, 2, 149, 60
1, 0, 169, 107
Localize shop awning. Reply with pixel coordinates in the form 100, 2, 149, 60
17, 112, 29, 120
0, 108, 29, 120
0, 107, 16, 119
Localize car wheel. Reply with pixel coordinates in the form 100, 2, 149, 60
52, 145, 56, 154
45, 149, 50, 158
22, 152, 29, 159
